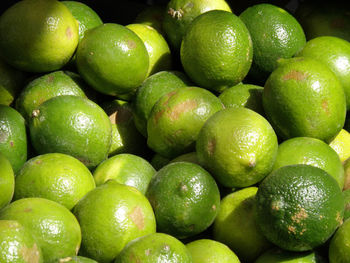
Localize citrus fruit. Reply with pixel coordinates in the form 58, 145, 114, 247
61, 1, 103, 41
101, 99, 148, 157
186, 239, 240, 263
0, 105, 27, 174
0, 153, 15, 210
218, 83, 264, 115
150, 153, 170, 170
213, 187, 272, 262
296, 36, 350, 110
133, 70, 191, 137
0, 58, 26, 106
343, 189, 350, 221
255, 247, 321, 263
239, 3, 306, 82
272, 137, 345, 189
0, 220, 43, 263
134, 4, 165, 34
255, 164, 345, 252
329, 217, 350, 263
146, 161, 220, 239
114, 232, 192, 263
180, 10, 253, 92
76, 23, 149, 96
147, 86, 223, 158
52, 256, 97, 263
16, 70, 87, 121
0, 197, 81, 262
262, 57, 346, 142
196, 107, 278, 188
162, 0, 232, 51
73, 180, 156, 262
126, 23, 172, 76
14, 153, 95, 210
0, 0, 79, 72
169, 152, 199, 165
28, 95, 112, 169
329, 129, 350, 163
344, 157, 350, 190
93, 153, 155, 195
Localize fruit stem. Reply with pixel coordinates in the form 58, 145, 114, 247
168, 8, 184, 19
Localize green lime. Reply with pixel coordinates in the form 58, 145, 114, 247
0, 153, 14, 210
329, 218, 350, 263
343, 189, 350, 221
150, 153, 170, 171
344, 157, 350, 190
134, 5, 165, 34
255, 164, 344, 251
255, 247, 320, 263
169, 152, 199, 165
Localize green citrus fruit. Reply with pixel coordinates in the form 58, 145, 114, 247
147, 86, 223, 158
218, 83, 264, 115
0, 0, 79, 72
213, 187, 272, 262
14, 153, 95, 210
146, 161, 220, 239
180, 10, 252, 92
162, 0, 232, 51
0, 58, 26, 106
134, 5, 165, 34
255, 247, 320, 263
196, 107, 278, 188
51, 256, 98, 263
76, 23, 149, 96
0, 220, 44, 263
0, 105, 27, 174
263, 57, 346, 142
169, 152, 199, 165
73, 180, 156, 262
0, 153, 14, 210
329, 217, 350, 263
255, 164, 344, 251
150, 153, 170, 170
93, 153, 155, 195
343, 189, 350, 221
329, 129, 350, 163
272, 136, 345, 189
186, 239, 240, 263
239, 3, 306, 82
29, 95, 112, 169
114, 232, 192, 263
16, 70, 87, 121
133, 70, 191, 137
0, 197, 81, 262
296, 36, 350, 110
126, 23, 172, 76
344, 157, 350, 190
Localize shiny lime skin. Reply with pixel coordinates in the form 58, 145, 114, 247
329, 217, 350, 263
146, 162, 220, 239
76, 23, 149, 96
0, 153, 14, 210
16, 70, 87, 121
256, 164, 344, 252
115, 233, 192, 263
296, 36, 350, 110
0, 105, 27, 174
73, 181, 156, 263
29, 95, 112, 169
263, 57, 346, 142
14, 153, 95, 210
147, 86, 223, 159
0, 197, 82, 262
0, 220, 44, 263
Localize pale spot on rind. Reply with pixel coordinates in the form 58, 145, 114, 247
129, 206, 145, 230
66, 27, 73, 39
20, 243, 41, 263
291, 206, 308, 223
283, 70, 308, 81
167, 100, 198, 121
207, 138, 216, 156
127, 40, 136, 49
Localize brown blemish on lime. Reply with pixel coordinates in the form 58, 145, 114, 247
162, 90, 177, 106
66, 27, 73, 39
24, 208, 32, 213
291, 206, 308, 223
180, 184, 188, 192
287, 225, 296, 234
47, 75, 54, 83
300, 228, 306, 235
336, 211, 343, 225
59, 257, 73, 263
35, 160, 42, 165
129, 253, 141, 263
345, 202, 350, 211
10, 141, 14, 147
145, 249, 151, 256
154, 108, 166, 124
283, 70, 308, 81
31, 109, 40, 118
127, 40, 136, 49
129, 206, 145, 230
168, 100, 198, 121
271, 201, 280, 211
212, 204, 216, 211
322, 99, 329, 115
207, 138, 216, 155
20, 243, 41, 263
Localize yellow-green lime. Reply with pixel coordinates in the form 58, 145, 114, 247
0, 105, 27, 174
272, 137, 345, 189
0, 220, 43, 263
180, 10, 253, 92
329, 217, 350, 263
0, 153, 14, 210
126, 23, 172, 76
213, 187, 272, 262
255, 247, 321, 263
29, 95, 112, 169
73, 180, 156, 262
263, 57, 346, 142
114, 233, 192, 263
0, 0, 79, 72
0, 197, 81, 262
93, 153, 155, 195
146, 162, 220, 239
329, 129, 350, 163
196, 107, 278, 188
186, 239, 240, 263
76, 23, 149, 96
14, 153, 95, 210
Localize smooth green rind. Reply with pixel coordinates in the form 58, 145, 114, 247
329, 218, 350, 263
0, 153, 14, 210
